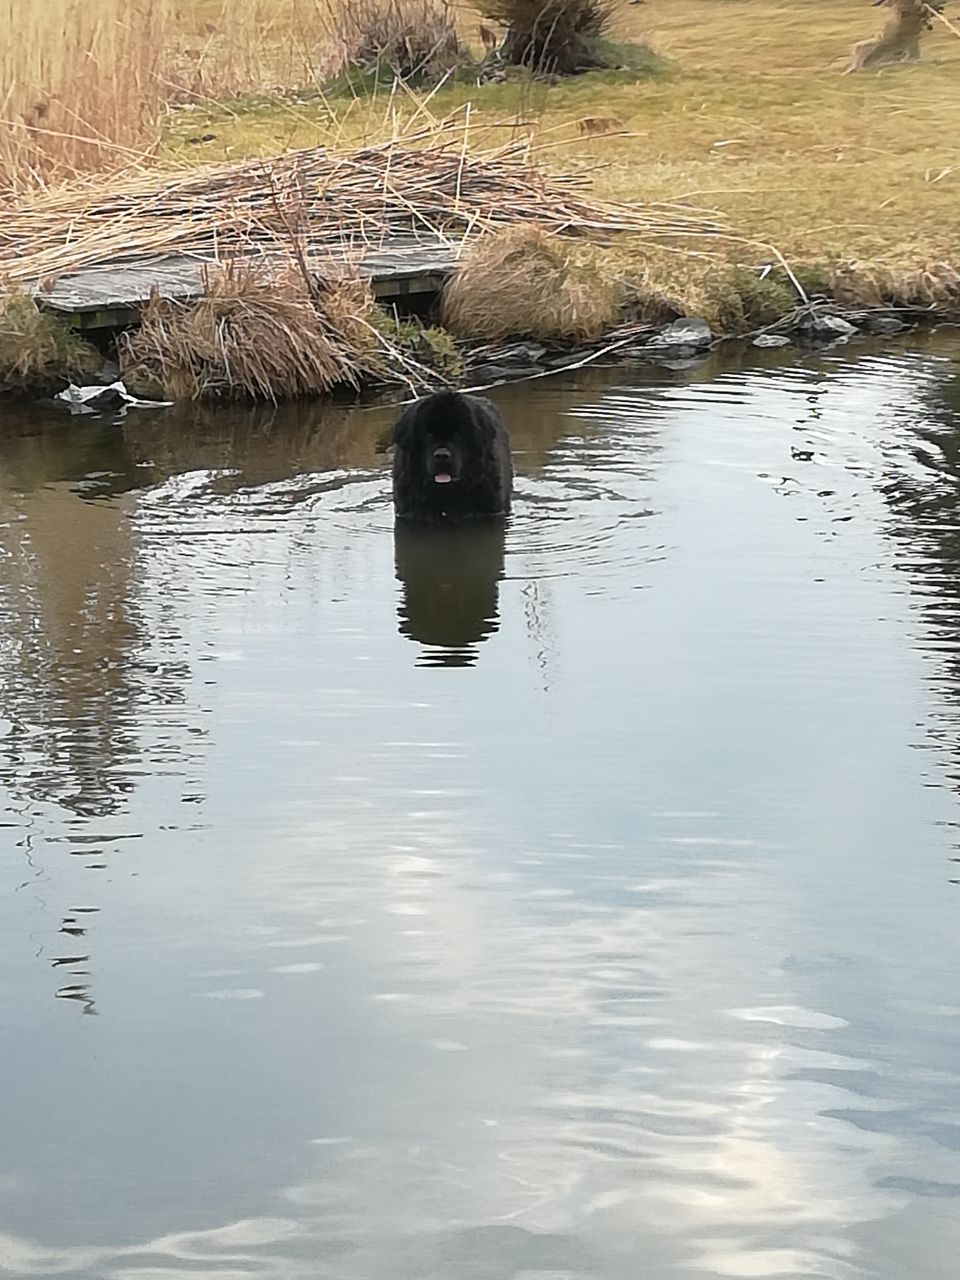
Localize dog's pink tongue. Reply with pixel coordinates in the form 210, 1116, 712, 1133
434, 473, 452, 484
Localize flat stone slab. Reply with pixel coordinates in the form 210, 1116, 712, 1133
29, 235, 466, 330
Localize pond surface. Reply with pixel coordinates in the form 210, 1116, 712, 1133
2, 333, 960, 1280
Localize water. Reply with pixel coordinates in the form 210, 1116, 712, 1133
2, 333, 960, 1279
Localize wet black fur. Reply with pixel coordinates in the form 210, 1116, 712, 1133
391, 391, 513, 520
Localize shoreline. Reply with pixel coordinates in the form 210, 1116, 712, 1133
3, 286, 957, 409
2, 0, 958, 405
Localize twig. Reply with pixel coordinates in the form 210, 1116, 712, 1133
454, 102, 471, 216
922, 0, 960, 38
355, 314, 439, 399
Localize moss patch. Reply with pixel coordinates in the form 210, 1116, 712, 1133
370, 312, 465, 378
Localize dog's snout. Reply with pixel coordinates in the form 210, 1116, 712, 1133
433, 447, 452, 463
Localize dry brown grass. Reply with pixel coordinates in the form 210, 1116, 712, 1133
143, 0, 960, 275
610, 250, 960, 328
0, 0, 348, 193
827, 259, 960, 308
442, 224, 624, 340
0, 0, 171, 192
120, 262, 387, 400
3, 0, 959, 312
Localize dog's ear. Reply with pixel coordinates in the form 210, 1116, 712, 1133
392, 402, 418, 447
473, 399, 503, 441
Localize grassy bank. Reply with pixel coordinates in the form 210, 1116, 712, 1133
157, 0, 960, 267
2, 0, 959, 400
5, 0, 957, 263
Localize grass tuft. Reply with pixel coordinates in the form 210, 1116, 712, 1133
709, 268, 800, 332
616, 251, 801, 332
827, 260, 960, 310
120, 262, 387, 401
369, 310, 465, 377
0, 292, 99, 394
442, 224, 625, 342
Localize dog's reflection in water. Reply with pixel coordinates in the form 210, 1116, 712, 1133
394, 520, 506, 667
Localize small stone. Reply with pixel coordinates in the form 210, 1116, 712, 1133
94, 358, 122, 385
466, 363, 542, 383
647, 344, 700, 361
542, 353, 586, 369
796, 312, 858, 341
495, 341, 548, 365
655, 316, 713, 349
862, 314, 907, 336
465, 364, 510, 382
753, 333, 791, 348
648, 352, 711, 372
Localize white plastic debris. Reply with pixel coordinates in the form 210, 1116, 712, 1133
56, 380, 173, 416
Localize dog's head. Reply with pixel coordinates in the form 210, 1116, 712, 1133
392, 390, 511, 520
393, 392, 494, 491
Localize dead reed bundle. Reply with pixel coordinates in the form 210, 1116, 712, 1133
321, 0, 461, 80
442, 223, 624, 341
121, 262, 387, 400
480, 0, 617, 73
0, 125, 725, 288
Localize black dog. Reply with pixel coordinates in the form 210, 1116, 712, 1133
391, 391, 513, 520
